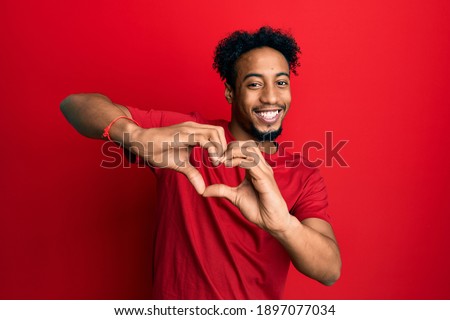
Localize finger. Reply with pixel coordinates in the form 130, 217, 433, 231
198, 126, 227, 161
181, 134, 221, 165
192, 124, 227, 156
213, 126, 228, 157
199, 138, 225, 166
223, 142, 273, 174
224, 157, 258, 169
202, 183, 236, 203
176, 128, 226, 164
177, 164, 206, 195
224, 141, 259, 162
182, 123, 227, 151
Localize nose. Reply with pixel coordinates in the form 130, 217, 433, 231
260, 84, 278, 105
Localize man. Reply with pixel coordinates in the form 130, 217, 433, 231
60, 26, 341, 299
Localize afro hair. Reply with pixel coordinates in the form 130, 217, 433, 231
213, 26, 301, 89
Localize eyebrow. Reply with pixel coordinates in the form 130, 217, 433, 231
243, 72, 290, 81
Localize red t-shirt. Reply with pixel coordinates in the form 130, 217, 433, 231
126, 107, 331, 299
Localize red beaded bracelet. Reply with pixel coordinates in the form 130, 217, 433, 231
102, 116, 140, 141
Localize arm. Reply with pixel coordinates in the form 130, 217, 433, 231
271, 216, 341, 286
60, 93, 134, 141
203, 141, 341, 285
60, 93, 228, 194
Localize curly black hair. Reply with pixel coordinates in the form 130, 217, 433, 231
213, 26, 301, 89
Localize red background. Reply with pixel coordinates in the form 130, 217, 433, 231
1, 0, 449, 299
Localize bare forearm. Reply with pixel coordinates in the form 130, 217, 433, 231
271, 215, 341, 286
60, 93, 135, 140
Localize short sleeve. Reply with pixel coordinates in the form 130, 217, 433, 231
122, 106, 210, 167
125, 106, 207, 128
291, 168, 332, 224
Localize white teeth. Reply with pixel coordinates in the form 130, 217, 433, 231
257, 110, 279, 119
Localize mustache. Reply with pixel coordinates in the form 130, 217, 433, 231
252, 104, 287, 111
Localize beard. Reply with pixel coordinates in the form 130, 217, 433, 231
250, 124, 283, 142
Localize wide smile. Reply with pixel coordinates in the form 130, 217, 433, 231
253, 108, 284, 125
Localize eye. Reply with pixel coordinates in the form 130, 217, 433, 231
247, 82, 262, 89
277, 80, 289, 87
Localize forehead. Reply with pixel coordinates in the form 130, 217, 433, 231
235, 47, 289, 78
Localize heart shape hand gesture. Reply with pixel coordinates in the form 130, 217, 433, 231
203, 141, 290, 234
129, 122, 291, 233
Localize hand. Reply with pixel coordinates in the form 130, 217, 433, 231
128, 121, 227, 194
203, 141, 291, 234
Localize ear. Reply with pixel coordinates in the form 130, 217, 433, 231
224, 83, 233, 104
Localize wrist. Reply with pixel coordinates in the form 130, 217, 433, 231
106, 116, 141, 145
269, 214, 303, 241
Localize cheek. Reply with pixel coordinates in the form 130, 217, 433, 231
282, 96, 292, 110
245, 92, 261, 106
238, 95, 256, 113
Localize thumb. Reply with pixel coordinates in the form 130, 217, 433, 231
203, 184, 236, 203
178, 165, 206, 195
